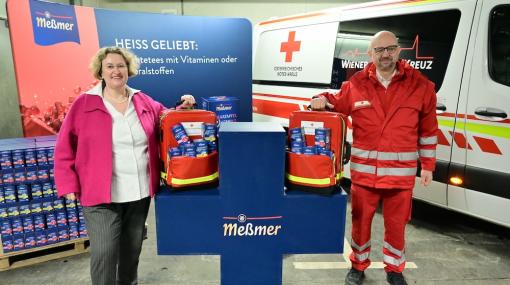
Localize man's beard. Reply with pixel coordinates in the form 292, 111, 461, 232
377, 57, 396, 71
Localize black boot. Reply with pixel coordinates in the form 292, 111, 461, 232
386, 272, 408, 285
345, 268, 365, 285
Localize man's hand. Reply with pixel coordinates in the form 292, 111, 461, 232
310, 96, 334, 110
64, 193, 76, 200
420, 170, 433, 186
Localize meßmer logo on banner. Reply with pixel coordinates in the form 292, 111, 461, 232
30, 0, 80, 46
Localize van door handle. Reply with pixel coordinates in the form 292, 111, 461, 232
474, 107, 507, 119
436, 103, 446, 112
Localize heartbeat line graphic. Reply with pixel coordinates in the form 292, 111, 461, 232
341, 35, 434, 60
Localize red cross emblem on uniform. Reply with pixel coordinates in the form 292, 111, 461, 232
280, 31, 301, 63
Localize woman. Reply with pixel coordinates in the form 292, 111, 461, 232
55, 46, 194, 285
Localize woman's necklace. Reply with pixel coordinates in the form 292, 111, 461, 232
105, 89, 128, 104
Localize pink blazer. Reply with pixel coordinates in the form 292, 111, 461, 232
54, 91, 164, 206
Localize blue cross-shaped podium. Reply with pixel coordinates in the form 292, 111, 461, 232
155, 122, 347, 284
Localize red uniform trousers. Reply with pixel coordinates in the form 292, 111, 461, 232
349, 183, 413, 273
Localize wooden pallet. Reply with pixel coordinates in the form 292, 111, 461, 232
0, 238, 89, 271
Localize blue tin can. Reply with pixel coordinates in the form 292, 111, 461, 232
17, 184, 30, 202
45, 212, 57, 229
24, 232, 36, 249
22, 215, 34, 232
290, 127, 305, 143
12, 149, 25, 168
67, 209, 78, 225
14, 170, 26, 184
1, 219, 12, 235
203, 123, 217, 142
53, 199, 65, 210
2, 172, 15, 185
65, 198, 77, 210
36, 148, 48, 166
42, 200, 54, 213
0, 187, 4, 204
26, 170, 38, 182
11, 217, 23, 234
37, 169, 49, 182
303, 146, 318, 155
0, 207, 8, 219
208, 141, 217, 153
180, 143, 196, 157
319, 149, 334, 159
169, 147, 182, 159
35, 230, 47, 246
49, 168, 54, 180
47, 148, 55, 164
291, 141, 305, 154
194, 140, 209, 157
58, 226, 69, 241
56, 210, 68, 227
314, 128, 331, 149
42, 182, 53, 198
69, 224, 79, 239
4, 185, 16, 203
33, 214, 45, 231
30, 202, 43, 214
0, 150, 13, 170
24, 148, 37, 167
2, 235, 13, 253
7, 205, 19, 217
171, 124, 190, 145
31, 183, 43, 199
12, 233, 25, 251
79, 223, 88, 238
46, 228, 58, 244
19, 204, 31, 215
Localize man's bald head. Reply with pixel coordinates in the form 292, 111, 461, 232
368, 31, 401, 72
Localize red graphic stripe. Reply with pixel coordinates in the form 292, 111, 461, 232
253, 92, 311, 102
473, 136, 502, 155
437, 129, 450, 146
449, 131, 472, 150
259, 12, 327, 26
253, 98, 301, 119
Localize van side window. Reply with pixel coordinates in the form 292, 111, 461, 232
331, 10, 461, 91
489, 5, 510, 87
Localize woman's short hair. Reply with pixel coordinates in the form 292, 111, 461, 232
89, 46, 140, 80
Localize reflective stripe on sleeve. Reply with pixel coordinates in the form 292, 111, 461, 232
419, 136, 437, 145
377, 167, 417, 176
419, 149, 436, 158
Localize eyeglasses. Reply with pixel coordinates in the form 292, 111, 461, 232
104, 64, 127, 70
373, 45, 399, 54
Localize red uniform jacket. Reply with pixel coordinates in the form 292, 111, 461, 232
321, 60, 438, 189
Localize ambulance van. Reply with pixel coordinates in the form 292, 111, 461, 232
252, 0, 510, 227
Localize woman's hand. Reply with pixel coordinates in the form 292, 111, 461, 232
180, 94, 196, 109
64, 193, 77, 200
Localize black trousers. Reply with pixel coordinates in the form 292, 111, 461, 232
83, 197, 151, 285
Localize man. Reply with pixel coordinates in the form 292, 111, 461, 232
311, 31, 438, 285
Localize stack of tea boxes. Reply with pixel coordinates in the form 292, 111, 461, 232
0, 136, 87, 253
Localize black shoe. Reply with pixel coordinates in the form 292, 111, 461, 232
345, 268, 365, 285
386, 272, 408, 285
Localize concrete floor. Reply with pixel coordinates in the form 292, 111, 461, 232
1, 198, 510, 285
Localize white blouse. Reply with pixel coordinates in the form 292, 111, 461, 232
87, 84, 150, 203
